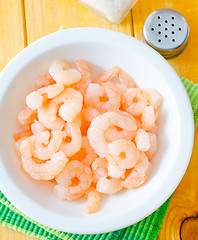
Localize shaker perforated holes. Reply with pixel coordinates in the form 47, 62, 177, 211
142, 8, 189, 58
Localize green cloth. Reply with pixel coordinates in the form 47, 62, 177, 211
0, 77, 197, 240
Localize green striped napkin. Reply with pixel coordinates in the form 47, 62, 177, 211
0, 77, 197, 240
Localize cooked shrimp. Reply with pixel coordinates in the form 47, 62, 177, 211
14, 130, 32, 142
84, 83, 104, 110
87, 112, 137, 157
60, 122, 82, 157
145, 133, 157, 160
49, 60, 81, 85
122, 88, 151, 116
108, 163, 125, 179
52, 88, 83, 122
141, 106, 156, 130
21, 140, 68, 180
54, 160, 92, 200
72, 113, 82, 128
70, 136, 97, 166
38, 101, 65, 130
92, 158, 108, 183
26, 91, 43, 110
94, 66, 119, 84
14, 137, 28, 156
37, 83, 64, 99
81, 108, 100, 135
122, 152, 150, 189
143, 89, 162, 109
118, 70, 137, 88
106, 139, 140, 169
29, 130, 63, 160
105, 126, 136, 142
83, 186, 101, 214
84, 82, 121, 112
17, 106, 37, 129
31, 120, 47, 134
135, 129, 150, 151
100, 81, 121, 112
74, 60, 92, 95
116, 83, 128, 95
35, 73, 54, 89
96, 177, 122, 194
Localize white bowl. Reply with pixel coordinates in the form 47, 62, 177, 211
0, 28, 194, 234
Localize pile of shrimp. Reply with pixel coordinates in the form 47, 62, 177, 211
14, 59, 162, 214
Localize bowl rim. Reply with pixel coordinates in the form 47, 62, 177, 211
0, 27, 194, 234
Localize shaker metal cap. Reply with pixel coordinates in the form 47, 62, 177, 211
142, 9, 189, 58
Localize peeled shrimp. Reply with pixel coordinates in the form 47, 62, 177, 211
83, 186, 101, 214
141, 106, 156, 130
21, 140, 68, 180
60, 122, 82, 157
53, 88, 83, 122
145, 132, 157, 160
71, 136, 97, 166
14, 130, 32, 142
143, 89, 162, 110
17, 106, 37, 129
105, 126, 136, 142
28, 130, 63, 160
31, 120, 47, 134
35, 73, 54, 89
26, 91, 43, 110
135, 129, 150, 151
14, 137, 28, 156
87, 111, 137, 157
118, 70, 137, 88
37, 83, 64, 99
38, 101, 65, 130
108, 163, 125, 179
54, 160, 92, 200
84, 82, 121, 112
74, 60, 92, 95
100, 81, 121, 112
92, 158, 108, 183
122, 88, 151, 116
96, 177, 122, 194
81, 108, 100, 135
94, 66, 119, 84
122, 152, 150, 189
49, 60, 81, 85
106, 139, 140, 169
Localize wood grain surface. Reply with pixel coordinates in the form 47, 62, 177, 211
0, 0, 198, 239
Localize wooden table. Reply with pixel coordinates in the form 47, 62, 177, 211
0, 0, 198, 239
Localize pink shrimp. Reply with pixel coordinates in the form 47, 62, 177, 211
74, 60, 92, 95
83, 185, 101, 214
122, 88, 151, 116
145, 133, 157, 160
96, 177, 122, 194
84, 81, 121, 113
21, 140, 68, 180
118, 70, 137, 88
94, 66, 119, 84
35, 73, 55, 89
28, 130, 64, 160
122, 152, 151, 189
59, 122, 82, 157
70, 136, 97, 166
17, 106, 37, 129
49, 60, 81, 85
54, 160, 92, 200
106, 139, 140, 169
